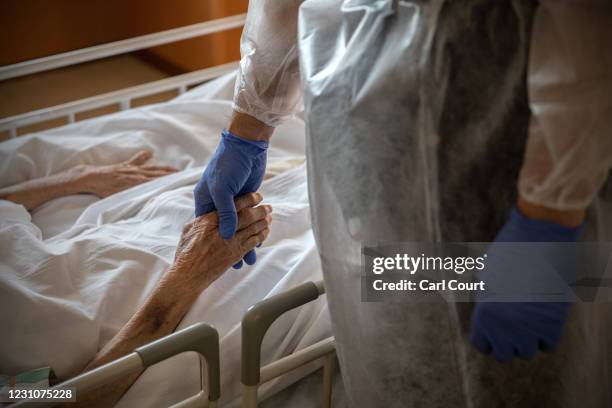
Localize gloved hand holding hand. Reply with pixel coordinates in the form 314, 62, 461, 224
194, 129, 268, 268
470, 206, 583, 362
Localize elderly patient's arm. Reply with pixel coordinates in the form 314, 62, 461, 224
68, 192, 271, 407
0, 150, 176, 211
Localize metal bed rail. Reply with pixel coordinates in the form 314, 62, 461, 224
10, 323, 220, 408
241, 280, 336, 408
10, 281, 335, 408
0, 13, 246, 138
0, 62, 237, 137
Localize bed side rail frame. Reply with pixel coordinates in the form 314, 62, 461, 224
11, 322, 220, 408
0, 14, 246, 138
0, 62, 237, 136
241, 280, 336, 408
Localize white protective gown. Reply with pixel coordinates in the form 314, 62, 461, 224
234, 0, 612, 406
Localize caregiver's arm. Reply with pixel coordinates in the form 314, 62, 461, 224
516, 0, 611, 224
68, 192, 271, 407
516, 197, 584, 228
224, 0, 303, 141
193, 0, 301, 248
228, 110, 275, 142
0, 151, 176, 211
470, 0, 611, 362
232, 0, 303, 133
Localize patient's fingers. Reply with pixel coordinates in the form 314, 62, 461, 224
136, 169, 178, 177
126, 150, 152, 165
237, 216, 271, 243
116, 168, 175, 177
235, 192, 263, 212
131, 174, 152, 182
242, 228, 270, 250
237, 205, 272, 230
141, 165, 179, 172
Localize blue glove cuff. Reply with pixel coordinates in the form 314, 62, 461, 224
497, 206, 584, 243
222, 129, 269, 152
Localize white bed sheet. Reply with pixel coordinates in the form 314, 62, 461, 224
0, 73, 330, 407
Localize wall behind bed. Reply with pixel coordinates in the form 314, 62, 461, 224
131, 0, 247, 74
0, 0, 247, 69
0, 0, 247, 139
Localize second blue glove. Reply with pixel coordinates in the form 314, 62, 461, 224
470, 207, 583, 362
194, 129, 268, 268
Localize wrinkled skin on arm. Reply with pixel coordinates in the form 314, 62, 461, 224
77, 150, 177, 199
0, 150, 177, 210
63, 193, 271, 407
175, 192, 273, 284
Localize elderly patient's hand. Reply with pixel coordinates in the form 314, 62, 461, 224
73, 150, 177, 198
71, 193, 271, 408
0, 150, 178, 210
172, 192, 272, 291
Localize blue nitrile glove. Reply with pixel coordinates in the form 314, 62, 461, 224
194, 129, 268, 269
470, 207, 583, 362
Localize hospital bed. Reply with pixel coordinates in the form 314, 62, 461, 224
12, 281, 334, 408
1, 13, 336, 407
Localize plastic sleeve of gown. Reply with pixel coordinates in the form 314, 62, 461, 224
518, 0, 612, 210
232, 0, 303, 127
